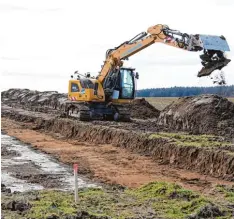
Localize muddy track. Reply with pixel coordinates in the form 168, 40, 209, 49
1, 133, 97, 192
2, 104, 234, 181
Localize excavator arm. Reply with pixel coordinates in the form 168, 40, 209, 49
97, 24, 231, 84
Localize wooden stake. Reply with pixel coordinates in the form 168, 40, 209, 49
73, 163, 78, 203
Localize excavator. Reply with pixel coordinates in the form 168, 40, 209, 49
65, 24, 231, 121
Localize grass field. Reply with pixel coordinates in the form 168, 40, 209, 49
142, 97, 234, 110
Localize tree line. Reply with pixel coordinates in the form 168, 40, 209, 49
137, 85, 234, 97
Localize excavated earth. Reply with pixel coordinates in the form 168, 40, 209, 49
158, 94, 234, 138
1, 89, 234, 182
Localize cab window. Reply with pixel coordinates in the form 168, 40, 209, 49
71, 83, 79, 92
120, 69, 134, 99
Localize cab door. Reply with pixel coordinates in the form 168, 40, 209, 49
68, 80, 81, 101
119, 68, 135, 99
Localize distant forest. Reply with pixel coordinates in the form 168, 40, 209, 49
137, 85, 234, 97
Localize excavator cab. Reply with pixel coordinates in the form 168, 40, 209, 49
118, 68, 136, 99
103, 67, 137, 101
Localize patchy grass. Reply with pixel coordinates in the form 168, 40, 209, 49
26, 190, 77, 218
216, 185, 234, 203
125, 182, 208, 219
149, 132, 232, 148
1, 182, 230, 219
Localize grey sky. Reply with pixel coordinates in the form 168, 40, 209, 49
0, 0, 233, 92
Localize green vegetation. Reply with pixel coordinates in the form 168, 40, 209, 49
2, 182, 232, 219
149, 132, 232, 148
26, 190, 76, 218
125, 182, 209, 219
216, 185, 234, 203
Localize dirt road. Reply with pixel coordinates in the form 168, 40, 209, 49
2, 118, 232, 196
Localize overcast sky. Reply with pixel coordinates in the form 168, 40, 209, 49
1, 0, 233, 92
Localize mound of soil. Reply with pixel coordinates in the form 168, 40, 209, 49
158, 94, 234, 138
129, 98, 160, 119
1, 89, 160, 119
1, 89, 67, 110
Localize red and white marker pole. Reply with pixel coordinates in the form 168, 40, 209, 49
73, 164, 78, 203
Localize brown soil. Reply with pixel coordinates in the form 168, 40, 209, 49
1, 118, 232, 194
128, 98, 160, 119
2, 105, 234, 181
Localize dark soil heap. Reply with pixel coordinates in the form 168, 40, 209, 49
128, 98, 160, 119
158, 94, 234, 138
1, 89, 67, 110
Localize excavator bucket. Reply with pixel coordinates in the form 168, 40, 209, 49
198, 59, 231, 77
197, 35, 231, 77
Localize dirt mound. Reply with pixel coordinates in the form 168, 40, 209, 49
129, 98, 160, 119
1, 89, 160, 119
1, 89, 67, 111
158, 94, 234, 138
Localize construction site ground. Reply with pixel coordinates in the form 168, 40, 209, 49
1, 89, 234, 219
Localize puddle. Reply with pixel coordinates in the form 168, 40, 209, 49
1, 172, 44, 192
1, 134, 97, 192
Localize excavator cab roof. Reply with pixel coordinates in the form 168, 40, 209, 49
120, 67, 136, 71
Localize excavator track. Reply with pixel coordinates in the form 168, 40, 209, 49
65, 102, 91, 121
64, 101, 131, 122
112, 104, 131, 122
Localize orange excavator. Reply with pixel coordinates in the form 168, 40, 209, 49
65, 24, 231, 121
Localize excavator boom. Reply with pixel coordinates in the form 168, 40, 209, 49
98, 24, 231, 85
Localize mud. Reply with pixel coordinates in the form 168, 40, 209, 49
158, 94, 234, 139
1, 184, 11, 193
1, 134, 97, 192
2, 105, 234, 181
